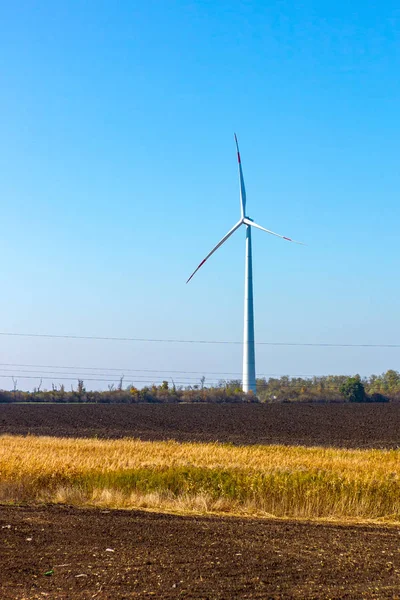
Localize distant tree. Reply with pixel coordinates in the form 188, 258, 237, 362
225, 379, 242, 393
383, 370, 400, 393
12, 377, 17, 401
340, 376, 366, 402
130, 386, 140, 402
118, 375, 124, 392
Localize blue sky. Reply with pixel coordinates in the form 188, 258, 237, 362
1, 1, 400, 389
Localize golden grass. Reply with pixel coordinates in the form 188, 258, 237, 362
1, 435, 400, 523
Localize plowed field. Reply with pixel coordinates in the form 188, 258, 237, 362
1, 402, 400, 448
1, 505, 400, 599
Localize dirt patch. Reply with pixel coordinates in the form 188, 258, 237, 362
1, 403, 400, 448
1, 504, 400, 599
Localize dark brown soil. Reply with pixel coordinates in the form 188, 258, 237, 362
2, 404, 400, 598
1, 504, 400, 599
1, 402, 400, 448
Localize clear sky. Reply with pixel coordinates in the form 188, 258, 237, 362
1, 1, 400, 390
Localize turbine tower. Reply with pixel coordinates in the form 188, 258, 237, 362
187, 135, 303, 394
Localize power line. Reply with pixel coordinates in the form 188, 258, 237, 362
0, 375, 215, 384
0, 374, 146, 383
0, 331, 399, 348
0, 362, 343, 379
0, 362, 245, 376
1, 375, 167, 384
0, 369, 220, 384
0, 332, 241, 343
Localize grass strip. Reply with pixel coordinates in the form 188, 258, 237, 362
0, 435, 400, 522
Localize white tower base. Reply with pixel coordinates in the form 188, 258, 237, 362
243, 224, 256, 393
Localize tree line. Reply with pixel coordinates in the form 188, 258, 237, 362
0, 370, 399, 403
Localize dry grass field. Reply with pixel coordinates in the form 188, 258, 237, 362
1, 434, 400, 522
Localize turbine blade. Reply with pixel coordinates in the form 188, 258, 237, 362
234, 133, 246, 219
243, 218, 305, 245
186, 219, 243, 283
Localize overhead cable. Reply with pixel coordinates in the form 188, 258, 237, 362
0, 331, 399, 348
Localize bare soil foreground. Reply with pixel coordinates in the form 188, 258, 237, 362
1, 403, 400, 448
1, 505, 400, 600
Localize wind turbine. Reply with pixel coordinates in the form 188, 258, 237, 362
186, 135, 304, 394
